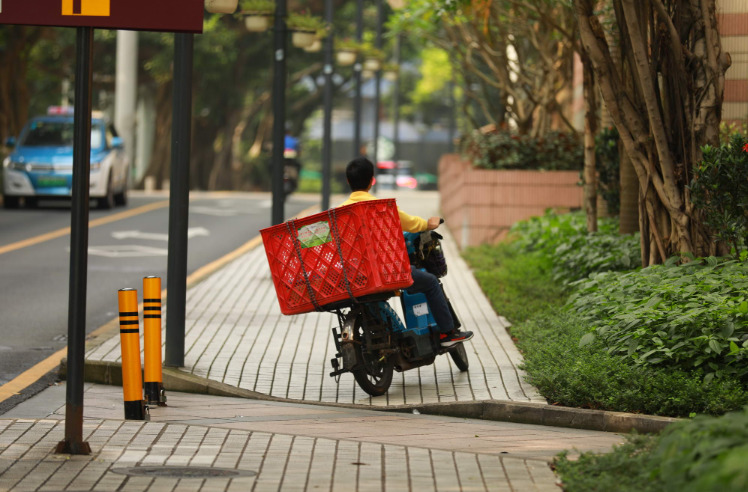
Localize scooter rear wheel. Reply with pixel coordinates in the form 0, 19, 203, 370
352, 309, 394, 397
449, 343, 469, 371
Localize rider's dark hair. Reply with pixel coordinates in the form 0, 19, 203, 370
346, 157, 374, 191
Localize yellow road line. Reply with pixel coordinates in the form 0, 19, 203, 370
0, 200, 170, 257
0, 201, 320, 404
0, 348, 67, 401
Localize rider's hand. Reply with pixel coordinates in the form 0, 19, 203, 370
426, 216, 442, 230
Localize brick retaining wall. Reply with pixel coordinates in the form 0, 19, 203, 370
439, 154, 583, 249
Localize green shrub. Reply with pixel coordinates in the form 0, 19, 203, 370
460, 129, 583, 171
690, 133, 748, 257
464, 212, 748, 417
508, 210, 640, 284
509, 210, 619, 253
555, 406, 748, 492
552, 231, 640, 284
513, 313, 748, 416
569, 257, 748, 382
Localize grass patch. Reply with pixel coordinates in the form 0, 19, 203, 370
512, 313, 748, 416
463, 243, 566, 323
463, 212, 748, 417
555, 406, 748, 492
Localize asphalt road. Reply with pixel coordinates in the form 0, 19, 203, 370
0, 191, 316, 412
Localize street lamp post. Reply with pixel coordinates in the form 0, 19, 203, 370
392, 34, 401, 162
353, 0, 363, 158
271, 0, 288, 225
372, 0, 383, 175
321, 0, 334, 210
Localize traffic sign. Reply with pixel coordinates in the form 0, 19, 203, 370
0, 0, 204, 33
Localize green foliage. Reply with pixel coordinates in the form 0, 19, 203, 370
513, 313, 748, 416
720, 121, 748, 142
335, 38, 364, 52
690, 133, 748, 257
461, 129, 583, 171
555, 406, 748, 492
412, 48, 451, 105
286, 13, 326, 33
595, 126, 621, 216
508, 210, 640, 284
555, 433, 661, 492
464, 211, 748, 417
239, 0, 274, 12
569, 257, 748, 382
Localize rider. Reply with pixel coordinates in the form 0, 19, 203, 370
341, 157, 474, 347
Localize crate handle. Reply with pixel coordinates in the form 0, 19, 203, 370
327, 207, 358, 305
285, 219, 322, 311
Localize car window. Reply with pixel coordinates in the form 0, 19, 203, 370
20, 120, 105, 148
21, 121, 75, 147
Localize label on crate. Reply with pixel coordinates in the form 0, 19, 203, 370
297, 221, 332, 248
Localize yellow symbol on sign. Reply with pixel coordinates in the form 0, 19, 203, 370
62, 0, 110, 17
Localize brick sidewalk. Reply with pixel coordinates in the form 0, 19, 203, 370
1, 191, 630, 491
85, 191, 545, 408
0, 384, 623, 491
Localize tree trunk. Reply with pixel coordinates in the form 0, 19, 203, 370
582, 50, 598, 232
573, 0, 728, 265
619, 147, 639, 234
0, 27, 45, 146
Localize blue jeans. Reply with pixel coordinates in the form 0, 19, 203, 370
407, 266, 454, 334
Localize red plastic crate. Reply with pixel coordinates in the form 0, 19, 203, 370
260, 199, 413, 315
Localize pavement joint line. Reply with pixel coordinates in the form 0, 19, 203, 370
67, 358, 680, 435
0, 201, 319, 407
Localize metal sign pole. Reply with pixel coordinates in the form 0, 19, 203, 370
165, 32, 194, 368
56, 25, 93, 456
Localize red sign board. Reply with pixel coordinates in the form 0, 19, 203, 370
0, 0, 204, 33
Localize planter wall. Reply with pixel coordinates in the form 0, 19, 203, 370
439, 153, 583, 249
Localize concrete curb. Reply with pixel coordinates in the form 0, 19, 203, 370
388, 401, 679, 434
63, 359, 680, 435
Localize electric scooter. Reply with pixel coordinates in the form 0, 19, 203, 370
326, 228, 469, 396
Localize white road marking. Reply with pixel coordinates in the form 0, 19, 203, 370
86, 245, 169, 257
190, 206, 243, 216
111, 227, 210, 241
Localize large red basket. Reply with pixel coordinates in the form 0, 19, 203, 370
260, 199, 413, 315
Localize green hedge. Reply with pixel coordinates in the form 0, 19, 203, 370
463, 211, 748, 417
555, 406, 748, 492
461, 129, 583, 171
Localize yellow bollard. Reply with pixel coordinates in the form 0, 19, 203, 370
117, 288, 147, 420
143, 276, 166, 406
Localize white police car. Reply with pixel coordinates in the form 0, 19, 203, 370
2, 107, 129, 209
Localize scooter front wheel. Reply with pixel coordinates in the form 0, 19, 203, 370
352, 311, 394, 397
449, 343, 469, 371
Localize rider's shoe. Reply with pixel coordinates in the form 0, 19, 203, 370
440, 330, 474, 347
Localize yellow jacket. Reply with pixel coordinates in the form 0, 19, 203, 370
340, 191, 428, 233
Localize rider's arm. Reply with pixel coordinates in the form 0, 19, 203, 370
398, 209, 441, 233
398, 209, 427, 233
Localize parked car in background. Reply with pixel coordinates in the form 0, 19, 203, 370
376, 160, 418, 191
2, 106, 129, 209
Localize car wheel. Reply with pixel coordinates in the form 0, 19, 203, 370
114, 179, 128, 206
97, 173, 115, 209
2, 196, 20, 209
